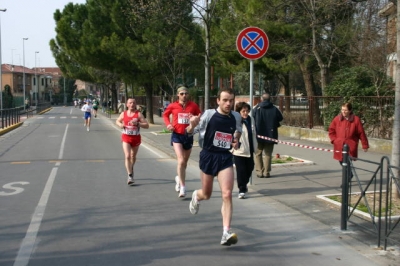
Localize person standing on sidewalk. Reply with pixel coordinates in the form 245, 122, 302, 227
232, 102, 257, 199
328, 102, 369, 174
186, 88, 242, 246
116, 97, 149, 185
162, 85, 201, 198
252, 93, 283, 178
81, 100, 93, 132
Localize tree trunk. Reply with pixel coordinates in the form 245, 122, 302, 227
111, 83, 118, 113
145, 83, 154, 124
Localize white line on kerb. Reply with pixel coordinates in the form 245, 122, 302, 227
13, 124, 68, 266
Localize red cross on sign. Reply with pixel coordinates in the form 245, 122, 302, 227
236, 27, 269, 60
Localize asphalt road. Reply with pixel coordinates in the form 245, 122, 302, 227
0, 107, 396, 266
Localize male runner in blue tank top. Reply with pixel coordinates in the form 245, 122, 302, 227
186, 88, 242, 246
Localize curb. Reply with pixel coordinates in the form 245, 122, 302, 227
0, 122, 24, 136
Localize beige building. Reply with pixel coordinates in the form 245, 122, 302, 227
1, 64, 63, 104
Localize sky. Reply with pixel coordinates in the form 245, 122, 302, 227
0, 0, 87, 68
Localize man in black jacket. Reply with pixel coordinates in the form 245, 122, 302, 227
252, 93, 283, 178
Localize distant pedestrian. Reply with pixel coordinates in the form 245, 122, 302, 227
252, 93, 283, 178
162, 85, 201, 198
186, 88, 242, 246
92, 99, 99, 118
102, 101, 107, 112
232, 102, 257, 199
116, 97, 149, 185
118, 100, 125, 114
328, 102, 369, 173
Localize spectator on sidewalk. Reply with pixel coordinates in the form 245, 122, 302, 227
232, 102, 257, 199
328, 102, 369, 171
252, 93, 283, 178
118, 100, 125, 114
162, 85, 201, 198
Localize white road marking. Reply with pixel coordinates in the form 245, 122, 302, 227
13, 125, 68, 266
0, 182, 30, 196
13, 167, 58, 266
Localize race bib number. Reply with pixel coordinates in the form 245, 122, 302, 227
178, 113, 190, 124
123, 126, 139, 135
213, 131, 232, 149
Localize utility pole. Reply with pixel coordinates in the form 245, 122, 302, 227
0, 9, 6, 112
35, 51, 39, 107
22, 38, 28, 110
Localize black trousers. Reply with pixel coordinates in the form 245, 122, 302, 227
233, 154, 254, 193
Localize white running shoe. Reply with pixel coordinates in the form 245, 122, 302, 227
175, 176, 180, 192
220, 230, 238, 246
127, 176, 134, 185
87, 127, 90, 132
238, 193, 245, 199
189, 190, 200, 214
179, 187, 186, 198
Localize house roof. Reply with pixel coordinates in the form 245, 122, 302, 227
2, 64, 35, 74
1, 64, 62, 76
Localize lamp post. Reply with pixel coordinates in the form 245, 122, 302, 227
0, 8, 6, 113
22, 37, 28, 110
11, 48, 15, 64
35, 51, 39, 107
63, 76, 66, 106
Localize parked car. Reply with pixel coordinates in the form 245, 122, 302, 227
296, 98, 308, 104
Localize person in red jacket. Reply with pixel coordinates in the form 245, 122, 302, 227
163, 86, 201, 198
328, 102, 369, 171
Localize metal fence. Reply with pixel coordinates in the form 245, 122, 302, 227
198, 95, 395, 140
92, 95, 395, 139
0, 107, 22, 129
341, 144, 400, 250
0, 102, 52, 130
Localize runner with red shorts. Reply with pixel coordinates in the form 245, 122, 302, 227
116, 97, 149, 185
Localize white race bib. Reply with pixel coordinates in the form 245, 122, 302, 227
178, 113, 190, 124
213, 131, 232, 149
123, 125, 139, 135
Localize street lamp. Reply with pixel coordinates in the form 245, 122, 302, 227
35, 51, 39, 107
22, 37, 28, 110
0, 8, 6, 113
63, 76, 66, 105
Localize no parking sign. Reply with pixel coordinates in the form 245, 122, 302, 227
236, 27, 269, 60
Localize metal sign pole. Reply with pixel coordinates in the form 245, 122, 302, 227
250, 60, 254, 108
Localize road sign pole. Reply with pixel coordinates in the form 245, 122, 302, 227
250, 60, 254, 108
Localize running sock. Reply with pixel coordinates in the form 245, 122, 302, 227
223, 226, 230, 234
128, 173, 133, 177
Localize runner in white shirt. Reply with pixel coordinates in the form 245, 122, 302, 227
81, 100, 93, 132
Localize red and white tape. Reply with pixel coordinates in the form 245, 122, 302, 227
256, 135, 339, 153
